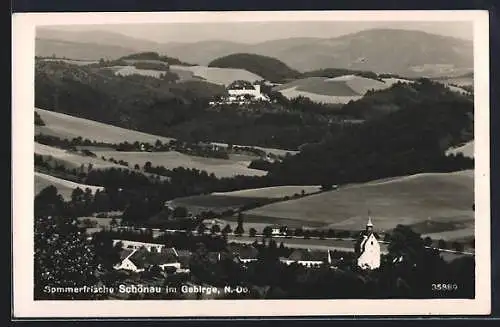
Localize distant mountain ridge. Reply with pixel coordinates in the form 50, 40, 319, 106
36, 28, 473, 77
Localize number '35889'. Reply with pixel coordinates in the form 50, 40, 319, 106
431, 283, 458, 291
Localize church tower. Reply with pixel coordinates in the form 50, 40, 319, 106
356, 215, 381, 270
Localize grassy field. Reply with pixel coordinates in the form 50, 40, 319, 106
244, 170, 474, 237
35, 108, 174, 144
91, 150, 266, 178
35, 142, 120, 170
277, 87, 360, 104
210, 142, 299, 157
170, 65, 263, 86
113, 65, 168, 79
40, 58, 98, 66
274, 76, 389, 104
36, 108, 298, 158
170, 185, 321, 219
211, 185, 322, 198
35, 171, 104, 200
170, 195, 272, 216
446, 140, 474, 159
433, 76, 474, 87
275, 75, 468, 104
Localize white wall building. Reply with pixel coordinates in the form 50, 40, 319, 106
356, 217, 381, 270
227, 84, 268, 101
113, 243, 182, 273
113, 239, 171, 253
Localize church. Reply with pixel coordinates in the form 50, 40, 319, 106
354, 216, 381, 270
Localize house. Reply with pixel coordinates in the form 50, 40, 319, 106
113, 239, 167, 253
227, 82, 269, 102
114, 246, 181, 273
227, 243, 259, 264
280, 249, 334, 268
176, 249, 192, 273
210, 80, 270, 106
354, 217, 381, 270
270, 225, 287, 236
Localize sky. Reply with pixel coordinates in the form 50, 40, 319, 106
45, 21, 473, 44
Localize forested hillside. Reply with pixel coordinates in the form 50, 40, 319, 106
338, 78, 473, 119
269, 95, 474, 185
208, 53, 301, 83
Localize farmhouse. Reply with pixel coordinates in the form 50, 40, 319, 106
269, 224, 288, 236
354, 217, 381, 270
209, 80, 270, 106
280, 249, 334, 268
114, 246, 181, 273
113, 239, 168, 252
227, 243, 259, 264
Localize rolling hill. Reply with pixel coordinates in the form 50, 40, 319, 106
208, 53, 301, 83
35, 171, 104, 201
35, 38, 137, 61
89, 150, 267, 178
35, 142, 121, 170
35, 108, 175, 144
274, 75, 391, 104
37, 28, 473, 78
37, 28, 161, 51
244, 170, 474, 237
169, 64, 263, 86
162, 29, 473, 77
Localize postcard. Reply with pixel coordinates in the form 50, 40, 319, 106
12, 9, 490, 317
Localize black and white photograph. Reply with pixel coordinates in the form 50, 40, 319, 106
12, 10, 491, 317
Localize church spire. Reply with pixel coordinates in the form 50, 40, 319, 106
366, 210, 373, 232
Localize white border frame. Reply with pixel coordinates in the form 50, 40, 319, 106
12, 10, 491, 318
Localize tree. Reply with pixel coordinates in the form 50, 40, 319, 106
452, 241, 465, 253
34, 188, 101, 299
235, 212, 244, 236
210, 224, 221, 235
197, 223, 206, 235
149, 265, 163, 277
423, 236, 433, 247
71, 187, 84, 203
438, 239, 447, 250
143, 161, 152, 172
134, 164, 140, 170
249, 227, 257, 237
388, 225, 426, 267
110, 217, 118, 229
263, 226, 273, 238
172, 206, 188, 219
222, 224, 232, 235
321, 184, 333, 191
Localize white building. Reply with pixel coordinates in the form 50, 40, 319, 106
209, 81, 270, 106
113, 239, 168, 253
227, 83, 268, 101
113, 244, 181, 273
279, 249, 335, 268
355, 217, 381, 270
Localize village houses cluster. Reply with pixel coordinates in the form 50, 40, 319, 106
110, 218, 381, 275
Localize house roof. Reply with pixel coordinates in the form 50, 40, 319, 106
287, 249, 328, 262
227, 243, 259, 259
119, 248, 135, 260
355, 230, 379, 255
128, 247, 179, 269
